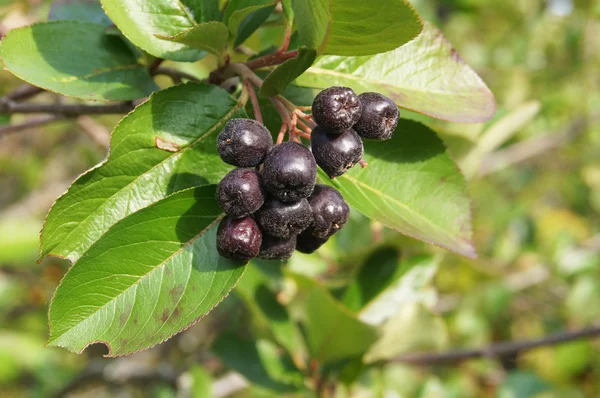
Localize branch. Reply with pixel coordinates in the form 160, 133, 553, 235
245, 50, 298, 70
393, 325, 600, 366
5, 84, 44, 101
0, 99, 134, 116
0, 115, 68, 137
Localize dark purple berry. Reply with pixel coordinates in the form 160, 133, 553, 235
216, 168, 265, 218
255, 198, 312, 239
311, 126, 363, 178
307, 185, 349, 239
217, 216, 262, 262
217, 118, 273, 167
259, 235, 297, 260
296, 230, 329, 254
354, 93, 400, 140
312, 86, 362, 132
262, 142, 317, 203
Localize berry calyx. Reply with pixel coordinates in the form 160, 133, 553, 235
255, 197, 312, 239
259, 235, 297, 260
307, 185, 350, 239
312, 87, 362, 132
217, 118, 273, 167
353, 92, 400, 140
216, 216, 262, 262
216, 168, 265, 218
311, 126, 364, 178
296, 230, 329, 254
262, 141, 317, 203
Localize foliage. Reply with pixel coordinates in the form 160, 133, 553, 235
0, 0, 599, 397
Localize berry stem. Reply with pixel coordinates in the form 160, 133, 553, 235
244, 50, 299, 70
359, 159, 369, 169
278, 24, 293, 53
243, 79, 263, 124
227, 63, 264, 88
276, 123, 287, 145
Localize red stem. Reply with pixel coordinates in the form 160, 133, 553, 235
245, 50, 299, 70
244, 80, 263, 124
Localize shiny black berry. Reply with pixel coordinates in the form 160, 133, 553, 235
312, 86, 362, 132
311, 126, 363, 178
217, 118, 273, 167
216, 168, 265, 218
307, 185, 349, 239
262, 142, 317, 203
255, 197, 312, 239
296, 230, 329, 254
353, 93, 400, 140
259, 235, 297, 260
216, 216, 262, 262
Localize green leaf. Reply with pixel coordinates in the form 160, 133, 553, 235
292, 0, 422, 56
0, 21, 157, 101
182, 0, 221, 23
322, 120, 476, 258
225, 0, 277, 47
48, 186, 246, 356
295, 22, 496, 123
282, 0, 294, 25
189, 365, 214, 398
100, 0, 207, 62
364, 303, 448, 363
498, 371, 550, 398
41, 83, 246, 263
156, 22, 229, 63
288, 273, 378, 364
259, 47, 317, 97
49, 0, 112, 26
213, 334, 304, 392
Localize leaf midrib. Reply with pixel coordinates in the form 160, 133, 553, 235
340, 173, 470, 253
46, 92, 245, 260
50, 214, 224, 343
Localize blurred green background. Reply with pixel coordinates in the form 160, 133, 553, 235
1, 0, 599, 397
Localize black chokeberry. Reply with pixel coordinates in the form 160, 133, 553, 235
296, 230, 329, 254
311, 126, 363, 178
216, 168, 265, 218
217, 216, 262, 262
262, 141, 317, 203
255, 197, 312, 239
259, 235, 297, 260
217, 118, 273, 167
307, 185, 349, 239
353, 92, 400, 140
312, 86, 362, 132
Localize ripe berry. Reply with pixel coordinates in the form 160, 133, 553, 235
259, 235, 297, 260
296, 230, 329, 254
217, 118, 273, 167
311, 126, 363, 178
307, 185, 350, 239
353, 93, 400, 140
312, 86, 362, 132
262, 142, 317, 203
255, 198, 312, 239
216, 168, 265, 218
216, 216, 262, 262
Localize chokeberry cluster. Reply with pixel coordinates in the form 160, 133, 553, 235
214, 86, 399, 262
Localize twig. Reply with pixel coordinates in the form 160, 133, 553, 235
245, 50, 298, 70
244, 80, 263, 124
278, 24, 293, 53
152, 67, 200, 83
0, 115, 68, 137
148, 58, 164, 74
5, 84, 44, 101
227, 63, 264, 87
393, 325, 600, 366
0, 100, 134, 116
77, 115, 111, 149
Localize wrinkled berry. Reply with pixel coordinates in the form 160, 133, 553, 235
216, 216, 262, 262
353, 93, 400, 140
312, 86, 362, 132
217, 118, 273, 167
311, 126, 363, 178
262, 142, 317, 203
296, 230, 329, 254
307, 185, 350, 239
259, 235, 297, 260
216, 168, 265, 218
255, 198, 312, 239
